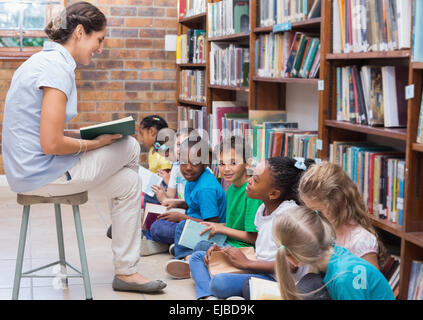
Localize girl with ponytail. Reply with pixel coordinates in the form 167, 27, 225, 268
272, 206, 394, 300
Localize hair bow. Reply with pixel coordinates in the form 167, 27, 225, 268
294, 157, 307, 171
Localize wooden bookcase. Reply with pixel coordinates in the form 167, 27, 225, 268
318, 0, 423, 300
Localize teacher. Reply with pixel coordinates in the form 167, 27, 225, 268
1, 1, 166, 294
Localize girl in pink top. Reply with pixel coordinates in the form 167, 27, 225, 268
298, 161, 386, 269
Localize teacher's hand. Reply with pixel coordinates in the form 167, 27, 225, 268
95, 134, 123, 147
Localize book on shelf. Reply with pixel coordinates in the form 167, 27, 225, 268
336, 65, 408, 127
79, 116, 135, 140
210, 42, 249, 87
210, 101, 249, 146
176, 29, 206, 64
178, 219, 227, 250
332, 0, 411, 54
208, 0, 250, 38
179, 69, 206, 103
259, 0, 319, 27
177, 106, 207, 132
329, 141, 405, 224
412, 0, 423, 62
208, 246, 256, 277
178, 0, 206, 19
138, 166, 163, 198
381, 255, 400, 297
249, 277, 281, 300
142, 203, 186, 231
222, 113, 249, 139
408, 260, 423, 300
255, 31, 320, 79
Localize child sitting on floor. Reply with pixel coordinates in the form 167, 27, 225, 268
163, 136, 227, 278
189, 157, 314, 299
272, 205, 395, 300
298, 161, 387, 269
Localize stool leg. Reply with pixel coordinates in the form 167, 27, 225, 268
54, 204, 68, 288
72, 205, 93, 300
12, 205, 30, 300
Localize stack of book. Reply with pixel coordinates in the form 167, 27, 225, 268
407, 259, 423, 300
176, 29, 206, 64
332, 0, 412, 53
179, 69, 206, 103
255, 31, 320, 79
178, 0, 206, 19
335, 65, 408, 127
382, 255, 401, 298
177, 106, 207, 132
259, 0, 321, 27
412, 0, 423, 62
330, 141, 405, 225
207, 0, 249, 37
209, 42, 249, 87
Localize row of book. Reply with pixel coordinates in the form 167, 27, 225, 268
252, 125, 318, 163
330, 141, 405, 225
332, 0, 412, 54
259, 0, 321, 27
413, 0, 423, 62
335, 65, 408, 127
255, 31, 320, 79
209, 42, 250, 87
178, 0, 206, 19
382, 255, 401, 298
176, 29, 206, 64
408, 259, 423, 300
207, 0, 249, 38
177, 106, 207, 133
179, 69, 206, 103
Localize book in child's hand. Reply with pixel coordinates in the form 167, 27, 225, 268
208, 247, 256, 277
142, 203, 186, 231
178, 219, 227, 250
249, 277, 281, 300
80, 116, 135, 140
139, 166, 163, 197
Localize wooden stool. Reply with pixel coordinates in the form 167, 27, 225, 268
12, 192, 92, 300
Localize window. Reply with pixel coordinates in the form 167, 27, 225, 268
0, 0, 65, 58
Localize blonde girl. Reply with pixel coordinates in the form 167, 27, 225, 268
298, 161, 387, 269
272, 206, 394, 300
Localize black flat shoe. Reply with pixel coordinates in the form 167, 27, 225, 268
106, 225, 112, 239
112, 276, 167, 293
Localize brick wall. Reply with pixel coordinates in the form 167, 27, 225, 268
0, 0, 178, 174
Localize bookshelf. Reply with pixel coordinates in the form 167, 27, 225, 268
318, 0, 423, 300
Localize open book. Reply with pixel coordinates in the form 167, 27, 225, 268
249, 277, 281, 300
208, 246, 256, 277
142, 203, 186, 231
80, 116, 135, 140
139, 166, 163, 197
178, 219, 227, 250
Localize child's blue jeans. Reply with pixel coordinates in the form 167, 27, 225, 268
189, 250, 274, 299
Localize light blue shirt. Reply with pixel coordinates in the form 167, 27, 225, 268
2, 41, 80, 193
324, 245, 395, 300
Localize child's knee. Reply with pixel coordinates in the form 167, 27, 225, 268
209, 274, 228, 298
189, 251, 206, 265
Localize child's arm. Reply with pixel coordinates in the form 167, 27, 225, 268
166, 187, 177, 199
200, 222, 258, 244
222, 247, 275, 274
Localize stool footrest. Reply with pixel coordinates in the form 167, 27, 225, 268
21, 260, 83, 278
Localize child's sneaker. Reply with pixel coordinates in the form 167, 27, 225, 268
140, 237, 169, 256
106, 225, 112, 239
165, 259, 191, 279
169, 244, 175, 256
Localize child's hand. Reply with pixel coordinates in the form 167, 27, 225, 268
162, 198, 185, 209
157, 169, 170, 185
158, 211, 186, 223
222, 247, 249, 270
152, 184, 167, 203
200, 222, 224, 238
204, 243, 221, 266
